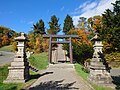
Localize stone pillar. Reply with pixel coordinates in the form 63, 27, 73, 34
69, 37, 73, 64
4, 33, 29, 83
48, 36, 52, 63
88, 33, 113, 85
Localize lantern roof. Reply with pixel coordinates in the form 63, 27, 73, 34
15, 33, 29, 41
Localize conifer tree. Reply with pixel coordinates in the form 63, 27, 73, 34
63, 15, 74, 34
33, 19, 45, 35
47, 15, 60, 35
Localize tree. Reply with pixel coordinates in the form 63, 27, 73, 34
63, 15, 74, 34
47, 15, 60, 35
63, 28, 93, 64
77, 17, 87, 30
100, 0, 120, 52
87, 15, 102, 40
0, 26, 16, 47
33, 19, 46, 35
2, 35, 10, 46
87, 15, 102, 33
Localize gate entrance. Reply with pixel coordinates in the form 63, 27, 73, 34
43, 35, 79, 64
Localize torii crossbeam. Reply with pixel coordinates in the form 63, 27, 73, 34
43, 35, 79, 64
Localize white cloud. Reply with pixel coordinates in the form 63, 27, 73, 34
80, 2, 97, 12
72, 0, 116, 26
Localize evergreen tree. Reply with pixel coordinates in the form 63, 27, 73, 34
63, 15, 74, 34
47, 15, 60, 35
100, 0, 120, 52
33, 19, 45, 35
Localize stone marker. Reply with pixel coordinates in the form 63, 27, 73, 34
88, 33, 113, 86
4, 33, 29, 83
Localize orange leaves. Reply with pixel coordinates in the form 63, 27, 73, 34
2, 35, 10, 46
88, 15, 102, 32
69, 28, 91, 45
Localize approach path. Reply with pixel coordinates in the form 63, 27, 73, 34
57, 44, 66, 62
29, 63, 93, 90
0, 51, 14, 65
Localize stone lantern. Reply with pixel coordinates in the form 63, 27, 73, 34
4, 33, 29, 83
88, 33, 113, 85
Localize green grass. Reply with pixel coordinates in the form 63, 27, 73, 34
0, 52, 47, 90
0, 45, 14, 52
0, 64, 40, 90
0, 65, 19, 90
75, 63, 114, 90
74, 63, 88, 81
29, 52, 48, 70
0, 52, 48, 90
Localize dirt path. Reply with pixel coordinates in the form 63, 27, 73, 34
29, 63, 93, 90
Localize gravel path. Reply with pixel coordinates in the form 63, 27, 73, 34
0, 51, 15, 65
29, 63, 93, 90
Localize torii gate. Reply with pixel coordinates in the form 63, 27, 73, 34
43, 35, 79, 64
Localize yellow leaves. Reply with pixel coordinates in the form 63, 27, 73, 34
41, 39, 49, 51
88, 15, 102, 32
35, 37, 40, 46
2, 35, 10, 46
103, 41, 113, 53
12, 41, 17, 51
69, 28, 92, 46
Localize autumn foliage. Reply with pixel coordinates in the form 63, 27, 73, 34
69, 28, 91, 45
63, 28, 93, 64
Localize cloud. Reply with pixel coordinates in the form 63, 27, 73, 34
72, 0, 116, 25
79, 1, 97, 12
60, 6, 64, 11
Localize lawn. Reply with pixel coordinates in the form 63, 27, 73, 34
74, 63, 114, 90
0, 64, 40, 90
0, 45, 14, 52
29, 52, 48, 70
0, 52, 48, 90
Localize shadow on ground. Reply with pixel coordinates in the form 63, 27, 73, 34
29, 80, 79, 90
30, 72, 54, 80
112, 75, 120, 90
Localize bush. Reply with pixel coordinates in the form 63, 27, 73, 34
63, 43, 93, 64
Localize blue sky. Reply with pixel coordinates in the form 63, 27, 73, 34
0, 0, 115, 34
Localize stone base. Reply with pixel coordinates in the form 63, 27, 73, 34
3, 79, 27, 83
88, 76, 115, 89
3, 65, 29, 83
88, 69, 116, 89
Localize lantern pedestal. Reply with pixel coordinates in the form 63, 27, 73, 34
88, 33, 113, 87
4, 33, 29, 83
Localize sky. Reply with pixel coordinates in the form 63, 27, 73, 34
0, 0, 116, 34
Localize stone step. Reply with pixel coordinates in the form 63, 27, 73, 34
49, 63, 74, 69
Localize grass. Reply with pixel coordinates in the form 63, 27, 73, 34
0, 45, 14, 52
29, 52, 48, 70
0, 64, 39, 90
74, 63, 114, 90
0, 52, 48, 90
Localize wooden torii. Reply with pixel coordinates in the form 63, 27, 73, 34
43, 35, 79, 64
